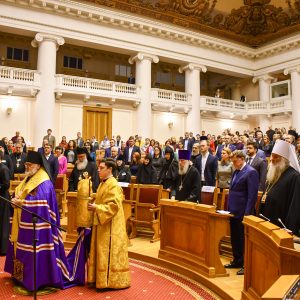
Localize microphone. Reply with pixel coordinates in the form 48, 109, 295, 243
278, 218, 293, 235
259, 213, 270, 222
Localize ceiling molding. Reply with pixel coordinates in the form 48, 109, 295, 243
2, 0, 300, 62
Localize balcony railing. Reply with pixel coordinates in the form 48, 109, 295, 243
151, 88, 191, 105
0, 66, 40, 96
200, 96, 292, 115
55, 74, 140, 101
0, 67, 293, 115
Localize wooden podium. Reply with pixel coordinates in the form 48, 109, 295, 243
158, 199, 231, 278
242, 216, 300, 300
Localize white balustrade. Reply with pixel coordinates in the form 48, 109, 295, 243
0, 66, 39, 82
151, 88, 191, 105
55, 74, 140, 101
200, 96, 291, 115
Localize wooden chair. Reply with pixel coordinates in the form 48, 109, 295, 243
255, 191, 263, 216
130, 176, 136, 184
18, 173, 27, 181
220, 189, 230, 211
55, 174, 68, 217
9, 180, 21, 196
200, 186, 219, 206
130, 184, 162, 243
122, 183, 138, 238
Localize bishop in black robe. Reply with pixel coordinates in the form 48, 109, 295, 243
263, 166, 300, 236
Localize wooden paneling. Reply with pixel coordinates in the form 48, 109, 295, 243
242, 216, 300, 300
159, 200, 231, 278
82, 106, 112, 140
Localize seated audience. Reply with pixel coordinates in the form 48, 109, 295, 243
84, 141, 96, 161
59, 136, 68, 151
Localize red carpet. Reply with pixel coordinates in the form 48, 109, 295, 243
0, 257, 220, 300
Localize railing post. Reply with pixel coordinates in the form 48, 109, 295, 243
10, 68, 14, 79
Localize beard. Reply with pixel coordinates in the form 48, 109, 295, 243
266, 157, 289, 183
25, 166, 40, 177
77, 158, 88, 170
178, 161, 189, 175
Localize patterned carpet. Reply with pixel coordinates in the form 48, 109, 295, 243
0, 257, 221, 300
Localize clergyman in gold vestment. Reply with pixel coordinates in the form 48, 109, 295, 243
87, 158, 131, 289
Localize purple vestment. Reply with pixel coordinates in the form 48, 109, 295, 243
4, 180, 86, 291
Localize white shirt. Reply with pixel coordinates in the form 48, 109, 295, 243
201, 151, 209, 181
128, 146, 133, 162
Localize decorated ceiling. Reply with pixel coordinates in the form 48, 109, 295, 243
81, 0, 300, 47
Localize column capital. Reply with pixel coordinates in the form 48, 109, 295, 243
283, 65, 300, 75
31, 33, 65, 50
178, 63, 207, 74
128, 52, 159, 64
252, 74, 274, 84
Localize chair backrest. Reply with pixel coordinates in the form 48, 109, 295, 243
201, 186, 218, 206
19, 173, 27, 181
255, 191, 263, 216
55, 174, 67, 191
221, 189, 229, 210
130, 176, 136, 184
136, 184, 162, 206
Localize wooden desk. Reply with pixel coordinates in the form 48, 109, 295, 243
242, 216, 300, 300
158, 199, 231, 278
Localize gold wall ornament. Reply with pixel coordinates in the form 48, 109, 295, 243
224, 0, 290, 37
80, 0, 300, 47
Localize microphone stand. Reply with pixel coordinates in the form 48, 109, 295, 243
0, 195, 66, 300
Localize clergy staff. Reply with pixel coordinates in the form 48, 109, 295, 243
68, 147, 99, 193
261, 140, 300, 236
171, 150, 201, 203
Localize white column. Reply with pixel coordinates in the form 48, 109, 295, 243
129, 52, 159, 138
253, 74, 274, 132
284, 66, 300, 131
179, 63, 206, 134
31, 33, 64, 148
231, 82, 241, 101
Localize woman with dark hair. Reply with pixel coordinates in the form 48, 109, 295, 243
136, 153, 158, 184
59, 136, 68, 151
64, 140, 77, 164
55, 146, 67, 174
262, 135, 273, 157
152, 146, 163, 180
130, 152, 141, 176
84, 141, 96, 162
158, 146, 178, 190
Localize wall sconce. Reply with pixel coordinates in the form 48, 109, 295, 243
6, 107, 13, 115
168, 122, 173, 129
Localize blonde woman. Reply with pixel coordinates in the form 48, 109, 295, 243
216, 147, 234, 190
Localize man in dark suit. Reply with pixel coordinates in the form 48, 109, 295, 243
123, 137, 140, 165
224, 150, 259, 275
246, 142, 267, 191
255, 130, 264, 150
215, 135, 236, 160
43, 144, 59, 184
182, 132, 194, 152
76, 132, 84, 148
105, 139, 120, 158
194, 140, 218, 187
